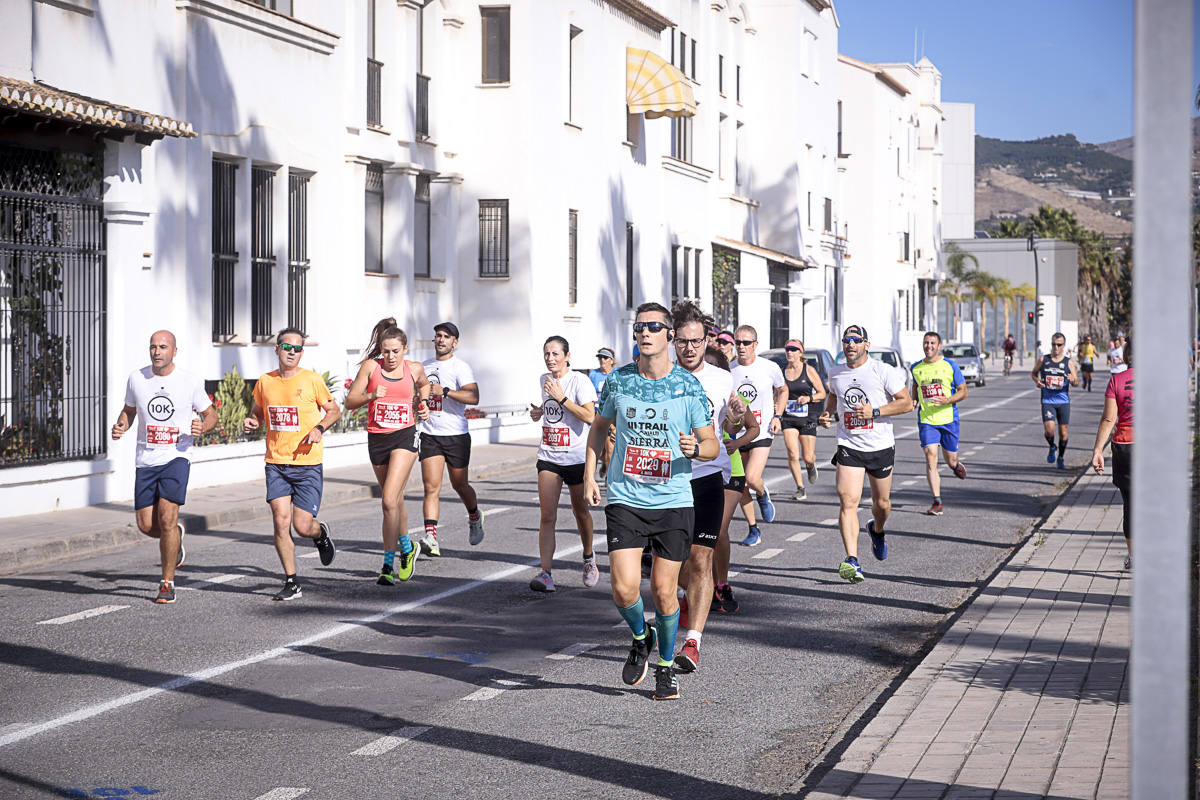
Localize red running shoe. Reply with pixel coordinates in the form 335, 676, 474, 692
674, 638, 700, 673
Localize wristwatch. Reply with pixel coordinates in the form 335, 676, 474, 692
442, 386, 450, 397
315, 423, 326, 433
872, 408, 881, 420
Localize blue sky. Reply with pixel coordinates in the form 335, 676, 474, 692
836, 0, 1146, 144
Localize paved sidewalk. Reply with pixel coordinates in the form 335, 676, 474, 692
0, 438, 538, 576
799, 469, 1130, 799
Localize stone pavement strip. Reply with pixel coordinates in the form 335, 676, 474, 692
799, 470, 1129, 800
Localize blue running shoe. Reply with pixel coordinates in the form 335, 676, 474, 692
838, 556, 865, 583
741, 526, 762, 547
867, 520, 888, 561
1046, 444, 1057, 464
1056, 457, 1066, 470
756, 489, 776, 523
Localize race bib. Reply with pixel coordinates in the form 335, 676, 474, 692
751, 409, 762, 423
542, 426, 570, 449
146, 425, 180, 447
622, 445, 672, 484
920, 383, 946, 402
372, 401, 412, 429
427, 393, 443, 413
785, 400, 808, 416
1044, 375, 1065, 390
843, 412, 874, 431
267, 405, 301, 431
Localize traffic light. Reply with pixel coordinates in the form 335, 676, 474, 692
1027, 311, 1035, 324
1036, 301, 1045, 318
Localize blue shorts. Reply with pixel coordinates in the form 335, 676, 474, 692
265, 463, 324, 516
134, 457, 191, 510
918, 421, 960, 453
1041, 403, 1070, 425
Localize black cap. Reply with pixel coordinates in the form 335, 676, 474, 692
434, 321, 460, 339
842, 324, 869, 341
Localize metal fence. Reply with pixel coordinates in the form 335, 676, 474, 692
0, 144, 106, 467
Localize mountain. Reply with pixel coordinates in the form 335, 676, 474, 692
1096, 116, 1200, 161
975, 133, 1132, 196
975, 167, 1132, 237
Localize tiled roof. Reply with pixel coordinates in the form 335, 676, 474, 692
0, 76, 197, 139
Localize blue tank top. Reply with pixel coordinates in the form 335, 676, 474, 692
1039, 355, 1071, 404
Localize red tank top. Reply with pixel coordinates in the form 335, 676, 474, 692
365, 359, 417, 433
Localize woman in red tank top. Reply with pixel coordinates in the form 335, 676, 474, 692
1091, 339, 1133, 568
345, 318, 431, 584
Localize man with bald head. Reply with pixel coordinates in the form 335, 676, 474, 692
112, 330, 216, 604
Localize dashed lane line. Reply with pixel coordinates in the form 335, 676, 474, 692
202, 573, 246, 585
819, 518, 838, 526
752, 548, 784, 560
546, 642, 600, 661
351, 726, 431, 756
787, 531, 817, 543
251, 790, 308, 800
462, 679, 526, 702
37, 605, 130, 626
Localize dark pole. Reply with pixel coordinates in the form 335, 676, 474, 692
1027, 231, 1040, 356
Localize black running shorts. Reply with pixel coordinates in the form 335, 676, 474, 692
780, 416, 818, 435
536, 458, 585, 486
738, 437, 773, 456
831, 444, 895, 480
724, 475, 747, 493
367, 427, 418, 465
419, 432, 472, 468
605, 504, 693, 562
689, 472, 725, 548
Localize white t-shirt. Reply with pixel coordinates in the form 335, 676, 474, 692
419, 355, 477, 436
123, 366, 211, 468
688, 362, 733, 482
536, 370, 597, 465
826, 358, 907, 452
731, 356, 785, 442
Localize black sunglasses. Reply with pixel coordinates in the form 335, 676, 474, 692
734, 339, 756, 346
784, 346, 802, 353
279, 343, 304, 353
632, 321, 669, 334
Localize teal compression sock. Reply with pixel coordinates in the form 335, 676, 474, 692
617, 597, 646, 638
655, 608, 680, 666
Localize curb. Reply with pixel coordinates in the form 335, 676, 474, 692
0, 453, 534, 576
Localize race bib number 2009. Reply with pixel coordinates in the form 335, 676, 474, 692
622, 445, 672, 484
267, 405, 301, 431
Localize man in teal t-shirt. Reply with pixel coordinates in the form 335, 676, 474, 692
584, 302, 717, 701
910, 332, 968, 516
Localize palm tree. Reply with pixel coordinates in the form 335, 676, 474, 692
968, 272, 1001, 354
994, 218, 1029, 238
1012, 282, 1036, 357
992, 277, 1015, 343
940, 242, 981, 339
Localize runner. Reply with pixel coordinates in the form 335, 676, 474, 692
1002, 334, 1017, 376
344, 318, 431, 585
669, 301, 757, 672
1107, 332, 1127, 374
711, 352, 757, 616
716, 331, 736, 364
1032, 332, 1079, 470
243, 328, 341, 600
779, 339, 826, 501
818, 324, 912, 583
1077, 334, 1097, 391
590, 347, 616, 479
910, 331, 968, 516
418, 322, 484, 556
110, 330, 217, 604
528, 335, 598, 592
1091, 338, 1133, 569
730, 325, 786, 546
584, 302, 717, 700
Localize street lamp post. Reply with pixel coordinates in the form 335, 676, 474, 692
1027, 232, 1040, 356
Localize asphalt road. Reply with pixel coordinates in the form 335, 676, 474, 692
0, 372, 1105, 800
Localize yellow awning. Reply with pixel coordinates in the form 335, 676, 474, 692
626, 47, 696, 119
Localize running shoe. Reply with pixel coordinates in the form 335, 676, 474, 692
741, 526, 762, 547
927, 502, 944, 516
867, 520, 888, 561
674, 639, 700, 673
155, 580, 175, 604
468, 511, 485, 546
756, 489, 777, 523
1046, 444, 1057, 464
315, 522, 336, 566
838, 556, 865, 583
793, 486, 807, 501
678, 595, 689, 630
716, 583, 740, 614
175, 522, 186, 568
419, 531, 441, 557
953, 462, 967, 480
272, 579, 302, 601
530, 570, 556, 592
396, 544, 418, 582
653, 664, 680, 700
807, 463, 819, 483
621, 627, 656, 686
377, 563, 396, 586
582, 556, 600, 587
1056, 457, 1066, 470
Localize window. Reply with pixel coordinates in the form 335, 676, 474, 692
718, 113, 727, 179
251, 166, 275, 342
823, 197, 833, 233
807, 191, 812, 227
247, 0, 292, 14
365, 164, 383, 273
694, 249, 701, 302
671, 116, 693, 163
736, 64, 741, 102
416, 4, 430, 138
414, 174, 431, 278
837, 100, 844, 156
366, 0, 382, 127
690, 38, 697, 81
479, 199, 509, 276
625, 222, 634, 309
768, 263, 790, 348
734, 121, 744, 190
626, 111, 640, 146
481, 7, 510, 83
678, 31, 687, 74
212, 159, 237, 342
671, 246, 680, 304
567, 209, 578, 304
287, 173, 309, 332
718, 54, 724, 94
902, 231, 911, 262
568, 26, 582, 122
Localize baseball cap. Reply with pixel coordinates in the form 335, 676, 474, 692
596, 347, 615, 360
842, 324, 869, 341
434, 321, 460, 339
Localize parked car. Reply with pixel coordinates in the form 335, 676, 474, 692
941, 342, 986, 387
760, 347, 836, 385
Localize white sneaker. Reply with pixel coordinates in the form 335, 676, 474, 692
530, 570, 556, 592
419, 531, 441, 557
582, 556, 600, 587
807, 463, 819, 483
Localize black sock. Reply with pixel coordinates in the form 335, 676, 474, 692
583, 552, 593, 560
285, 573, 297, 582
1045, 433, 1056, 447
1058, 438, 1068, 453
933, 496, 941, 505
424, 519, 437, 528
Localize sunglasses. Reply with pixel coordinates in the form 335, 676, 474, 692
279, 343, 304, 353
1052, 341, 1065, 347
842, 336, 864, 345
784, 346, 803, 353
734, 339, 756, 347
632, 321, 669, 334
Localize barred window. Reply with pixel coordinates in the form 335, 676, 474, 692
212, 159, 238, 342
365, 164, 383, 273
478, 199, 508, 277
287, 172, 309, 332
415, 174, 431, 278
251, 166, 275, 342
567, 209, 578, 304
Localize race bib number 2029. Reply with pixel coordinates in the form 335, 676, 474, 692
622, 445, 672, 484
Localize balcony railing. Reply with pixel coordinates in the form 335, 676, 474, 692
416, 73, 430, 139
367, 58, 382, 128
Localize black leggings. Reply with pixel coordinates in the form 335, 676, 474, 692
1112, 442, 1132, 540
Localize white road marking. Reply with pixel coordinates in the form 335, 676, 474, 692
462, 679, 525, 702
787, 532, 816, 543
546, 642, 599, 661
0, 534, 577, 750
300, 509, 513, 558
900, 479, 918, 486
252, 790, 308, 800
0, 724, 27, 736
893, 388, 1039, 441
727, 570, 742, 579
37, 605, 129, 626
202, 573, 245, 585
351, 726, 430, 756
752, 548, 783, 560
819, 518, 838, 526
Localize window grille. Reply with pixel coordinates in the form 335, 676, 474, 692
365, 164, 383, 273
251, 166, 274, 342
212, 160, 237, 342
478, 199, 508, 277
287, 173, 309, 332
415, 174, 431, 278
416, 73, 430, 139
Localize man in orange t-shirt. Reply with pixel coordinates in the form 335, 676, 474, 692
244, 327, 341, 601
